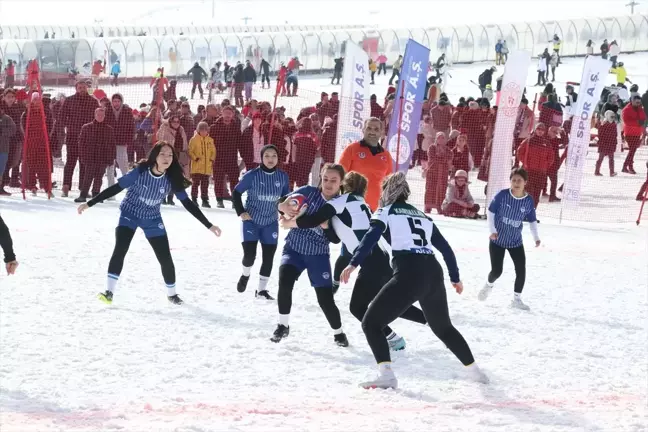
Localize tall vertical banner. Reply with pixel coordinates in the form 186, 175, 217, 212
486, 50, 531, 206
562, 56, 610, 207
335, 41, 372, 159
386, 39, 430, 172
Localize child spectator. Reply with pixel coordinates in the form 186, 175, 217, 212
188, 121, 216, 208
442, 170, 480, 218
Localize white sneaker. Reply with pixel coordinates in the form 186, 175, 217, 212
466, 364, 490, 384
359, 372, 398, 390
511, 296, 530, 311
478, 283, 493, 301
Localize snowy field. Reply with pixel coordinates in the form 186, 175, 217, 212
1, 53, 647, 432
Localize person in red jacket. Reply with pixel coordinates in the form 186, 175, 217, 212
291, 117, 319, 187
545, 126, 567, 201
209, 106, 241, 208
75, 107, 115, 203
516, 123, 554, 209
22, 93, 54, 196
595, 110, 618, 176
621, 96, 647, 174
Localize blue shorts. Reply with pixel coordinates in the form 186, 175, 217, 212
281, 246, 332, 288
242, 220, 279, 245
118, 212, 167, 238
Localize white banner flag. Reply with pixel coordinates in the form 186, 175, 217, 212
335, 42, 372, 159
486, 50, 531, 206
562, 56, 611, 207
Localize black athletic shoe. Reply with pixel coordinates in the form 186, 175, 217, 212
270, 324, 289, 343
201, 199, 211, 208
216, 199, 225, 208
237, 275, 250, 292
255, 290, 275, 300
167, 294, 183, 305
167, 197, 176, 206
334, 332, 349, 347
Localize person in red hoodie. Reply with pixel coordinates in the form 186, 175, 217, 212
621, 96, 647, 174
595, 110, 618, 176
516, 123, 554, 209
21, 93, 54, 196
319, 114, 337, 165
74, 107, 115, 203
209, 105, 241, 208
545, 126, 568, 201
291, 117, 319, 187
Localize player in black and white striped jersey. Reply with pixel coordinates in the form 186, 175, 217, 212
340, 172, 487, 389
280, 171, 427, 351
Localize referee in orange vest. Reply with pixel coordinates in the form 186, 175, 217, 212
339, 117, 393, 211
333, 117, 393, 292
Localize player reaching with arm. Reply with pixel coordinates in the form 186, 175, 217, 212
77, 141, 222, 305
232, 145, 289, 300
281, 171, 427, 352
271, 163, 348, 347
478, 167, 540, 310
340, 172, 488, 389
0, 214, 18, 275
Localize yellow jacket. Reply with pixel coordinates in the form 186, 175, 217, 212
369, 61, 377, 72
188, 134, 216, 175
610, 66, 627, 84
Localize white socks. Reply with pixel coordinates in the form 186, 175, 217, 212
514, 292, 522, 299
333, 327, 344, 335
242, 266, 252, 277
107, 273, 119, 293
166, 283, 176, 296
258, 276, 269, 292
378, 362, 395, 376
386, 331, 399, 341
279, 314, 290, 326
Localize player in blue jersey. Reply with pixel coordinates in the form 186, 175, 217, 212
478, 167, 541, 311
77, 141, 222, 305
281, 171, 427, 351
232, 145, 289, 300
271, 163, 349, 347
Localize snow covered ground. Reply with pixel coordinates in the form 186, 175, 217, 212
0, 52, 647, 432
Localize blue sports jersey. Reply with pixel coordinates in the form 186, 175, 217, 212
488, 188, 537, 248
284, 185, 330, 256
118, 167, 188, 219
234, 167, 289, 227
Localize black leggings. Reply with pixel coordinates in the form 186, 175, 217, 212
487, 242, 526, 293
362, 255, 475, 365
242, 241, 277, 277
351, 248, 427, 337
108, 226, 175, 286
277, 264, 341, 330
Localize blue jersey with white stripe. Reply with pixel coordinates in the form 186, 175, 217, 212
285, 186, 330, 256
118, 167, 188, 219
234, 167, 289, 227
488, 189, 537, 248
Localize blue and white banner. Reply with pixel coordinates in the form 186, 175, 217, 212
335, 41, 371, 159
561, 56, 611, 207
386, 39, 430, 172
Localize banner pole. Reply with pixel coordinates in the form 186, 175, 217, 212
636, 186, 648, 226
395, 79, 405, 168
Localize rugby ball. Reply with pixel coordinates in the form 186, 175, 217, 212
283, 193, 308, 219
